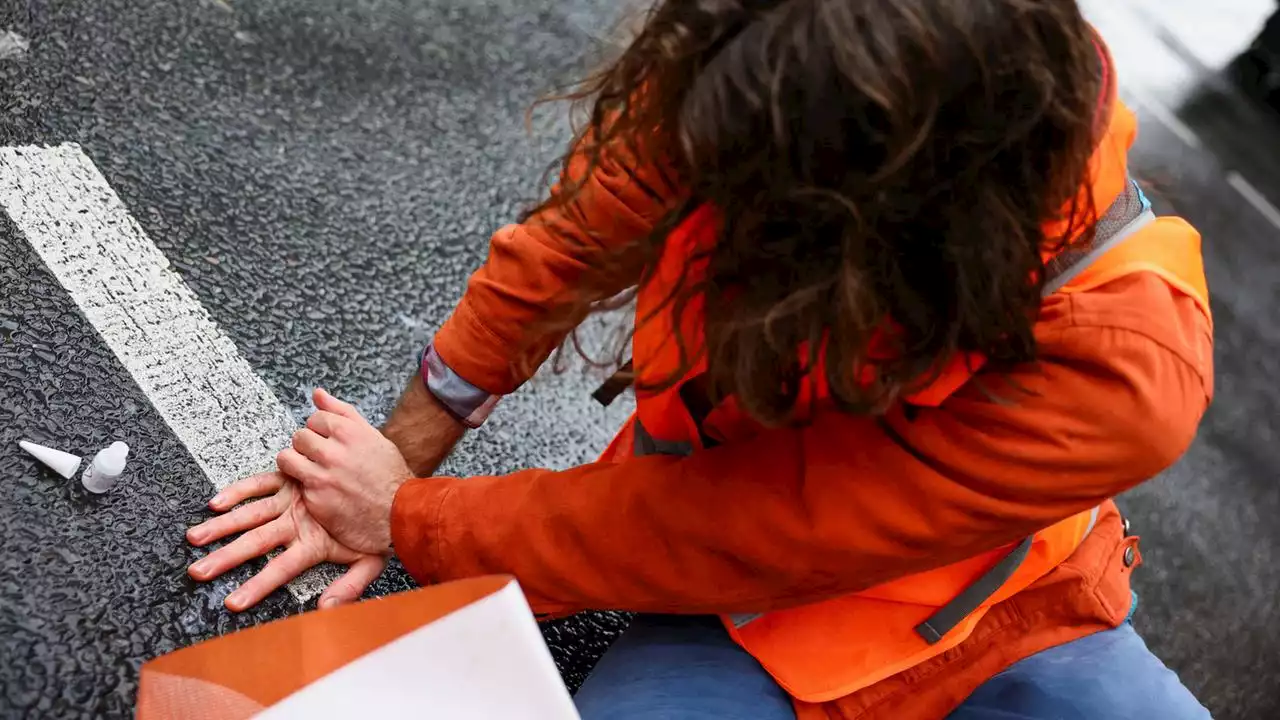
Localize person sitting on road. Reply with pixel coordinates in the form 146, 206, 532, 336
186, 1, 1215, 718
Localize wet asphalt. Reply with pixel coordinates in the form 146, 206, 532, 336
1, 0, 1278, 718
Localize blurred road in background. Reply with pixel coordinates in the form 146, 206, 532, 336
1, 0, 1277, 717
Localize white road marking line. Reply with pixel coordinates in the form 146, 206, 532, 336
1125, 89, 1204, 150
0, 143, 333, 602
1227, 171, 1280, 232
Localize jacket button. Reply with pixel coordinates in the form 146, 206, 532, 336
1123, 545, 1136, 567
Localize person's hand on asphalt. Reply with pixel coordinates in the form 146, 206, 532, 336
283, 388, 413, 558
186, 471, 388, 612
188, 387, 431, 612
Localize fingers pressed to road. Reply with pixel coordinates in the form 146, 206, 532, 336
187, 494, 284, 546
208, 471, 285, 512
319, 555, 388, 609
226, 543, 322, 612
188, 517, 291, 582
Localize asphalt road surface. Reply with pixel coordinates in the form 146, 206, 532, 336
2, 1, 1278, 718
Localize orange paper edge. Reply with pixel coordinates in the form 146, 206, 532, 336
137, 575, 513, 718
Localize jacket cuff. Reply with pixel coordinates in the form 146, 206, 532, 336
390, 476, 457, 586
420, 345, 499, 429
433, 301, 525, 396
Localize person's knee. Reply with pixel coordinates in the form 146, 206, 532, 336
576, 616, 796, 720
951, 626, 1211, 720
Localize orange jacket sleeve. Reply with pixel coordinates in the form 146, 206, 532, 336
432, 138, 678, 395
392, 273, 1213, 617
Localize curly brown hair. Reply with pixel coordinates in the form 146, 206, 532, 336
526, 0, 1104, 425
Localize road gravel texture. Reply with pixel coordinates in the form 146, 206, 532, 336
2, 0, 1278, 718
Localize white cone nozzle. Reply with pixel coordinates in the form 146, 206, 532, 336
19, 440, 82, 480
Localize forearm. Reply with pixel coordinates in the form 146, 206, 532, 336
395, 406, 1190, 617
391, 316, 1211, 615
394, 417, 1111, 616
434, 141, 676, 395
382, 373, 465, 477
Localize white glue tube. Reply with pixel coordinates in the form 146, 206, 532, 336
82, 441, 129, 494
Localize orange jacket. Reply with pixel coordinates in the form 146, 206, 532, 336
391, 97, 1214, 719
620, 97, 1210, 702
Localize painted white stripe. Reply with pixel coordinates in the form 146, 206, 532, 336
0, 143, 332, 601
1126, 89, 1203, 150
1226, 171, 1280, 232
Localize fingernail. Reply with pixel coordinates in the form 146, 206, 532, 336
210, 493, 226, 507
320, 598, 340, 609
226, 591, 243, 609
190, 560, 208, 575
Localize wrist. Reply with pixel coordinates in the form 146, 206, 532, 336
383, 376, 466, 477
420, 344, 500, 429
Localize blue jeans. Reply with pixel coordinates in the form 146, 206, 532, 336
575, 616, 1210, 719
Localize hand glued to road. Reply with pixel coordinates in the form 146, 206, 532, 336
186, 388, 413, 612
